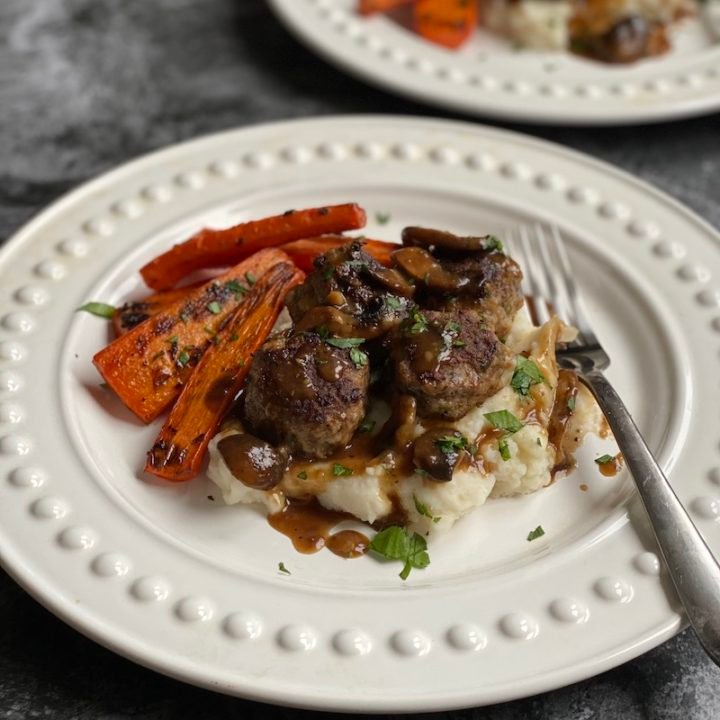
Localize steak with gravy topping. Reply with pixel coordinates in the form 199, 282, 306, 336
391, 309, 513, 420
243, 331, 369, 459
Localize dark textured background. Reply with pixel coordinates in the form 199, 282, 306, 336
1, 1, 719, 718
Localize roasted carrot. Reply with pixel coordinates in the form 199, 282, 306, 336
145, 261, 304, 481
358, 0, 416, 15
112, 283, 205, 336
140, 204, 367, 291
280, 236, 396, 272
413, 0, 477, 49
94, 248, 290, 424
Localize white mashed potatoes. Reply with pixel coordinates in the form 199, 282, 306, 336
207, 309, 604, 536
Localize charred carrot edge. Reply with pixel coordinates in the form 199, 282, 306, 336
413, 0, 478, 49
280, 236, 395, 272
358, 0, 416, 15
112, 282, 205, 336
94, 248, 290, 424
139, 204, 367, 291
144, 262, 304, 482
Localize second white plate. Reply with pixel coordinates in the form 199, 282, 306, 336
268, 0, 720, 125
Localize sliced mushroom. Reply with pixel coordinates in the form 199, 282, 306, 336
402, 226, 501, 254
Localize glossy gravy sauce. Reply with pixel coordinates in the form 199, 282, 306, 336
268, 499, 370, 558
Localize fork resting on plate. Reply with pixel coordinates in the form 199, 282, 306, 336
509, 224, 720, 667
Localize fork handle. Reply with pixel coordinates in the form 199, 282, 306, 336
581, 369, 720, 666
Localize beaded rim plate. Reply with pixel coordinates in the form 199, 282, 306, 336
1, 116, 720, 712
268, 0, 720, 125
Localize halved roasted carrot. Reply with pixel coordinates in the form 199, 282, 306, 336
112, 283, 205, 336
280, 236, 396, 272
94, 248, 290, 423
140, 204, 367, 291
413, 0, 477, 49
358, 0, 416, 15
145, 261, 304, 481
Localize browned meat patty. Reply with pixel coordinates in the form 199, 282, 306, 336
395, 228, 523, 339
285, 241, 413, 340
243, 331, 369, 459
391, 309, 513, 420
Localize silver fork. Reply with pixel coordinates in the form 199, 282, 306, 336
509, 224, 720, 666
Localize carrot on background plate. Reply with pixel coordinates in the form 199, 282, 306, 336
280, 236, 396, 272
413, 0, 478, 49
144, 261, 304, 482
94, 248, 290, 424
140, 204, 367, 291
358, 0, 416, 15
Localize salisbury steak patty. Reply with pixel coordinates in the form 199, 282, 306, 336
243, 331, 369, 459
391, 309, 513, 420
286, 241, 413, 339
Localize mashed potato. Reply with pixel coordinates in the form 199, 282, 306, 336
207, 309, 603, 536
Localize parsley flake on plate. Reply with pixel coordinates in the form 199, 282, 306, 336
527, 525, 545, 542
414, 496, 441, 524
278, 562, 291, 575
375, 211, 391, 225
77, 301, 116, 319
369, 526, 430, 580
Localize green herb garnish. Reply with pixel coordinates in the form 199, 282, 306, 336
224, 279, 248, 297
245, 272, 256, 286
405, 307, 428, 335
325, 337, 364, 349
76, 302, 116, 319
332, 463, 353, 477
229, 332, 239, 342
484, 410, 524, 434
483, 235, 504, 253
435, 433, 470, 455
206, 301, 222, 315
359, 419, 376, 434
595, 454, 614, 465
385, 296, 403, 311
369, 526, 430, 581
414, 496, 441, 524
297, 470, 308, 480
278, 562, 291, 575
498, 437, 511, 461
567, 395, 576, 412
511, 356, 545, 398
527, 526, 545, 542
349, 347, 368, 368
375, 211, 391, 225
177, 350, 190, 367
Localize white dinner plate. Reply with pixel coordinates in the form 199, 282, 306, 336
1, 116, 719, 712
268, 0, 720, 125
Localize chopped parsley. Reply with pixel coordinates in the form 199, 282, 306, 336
567, 395, 576, 412
359, 418, 376, 434
405, 307, 428, 335
325, 337, 364, 349
297, 470, 308, 480
278, 562, 291, 575
527, 525, 545, 542
76, 301, 116, 319
177, 350, 191, 367
414, 496, 441, 524
484, 410, 524, 434
224, 279, 248, 297
595, 454, 614, 465
385, 296, 403, 312
245, 272, 256, 286
436, 433, 470, 455
332, 463, 353, 477
498, 437, 511, 461
511, 356, 545, 398
206, 301, 222, 315
349, 347, 368, 368
369, 526, 430, 580
483, 235, 504, 253
229, 332, 239, 342
322, 266, 334, 281
375, 211, 391, 225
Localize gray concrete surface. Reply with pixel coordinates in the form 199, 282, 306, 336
0, 1, 718, 717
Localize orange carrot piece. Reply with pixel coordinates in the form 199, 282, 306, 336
358, 0, 416, 15
94, 249, 290, 423
413, 0, 477, 49
112, 283, 204, 336
280, 236, 396, 272
140, 204, 367, 291
144, 261, 304, 482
